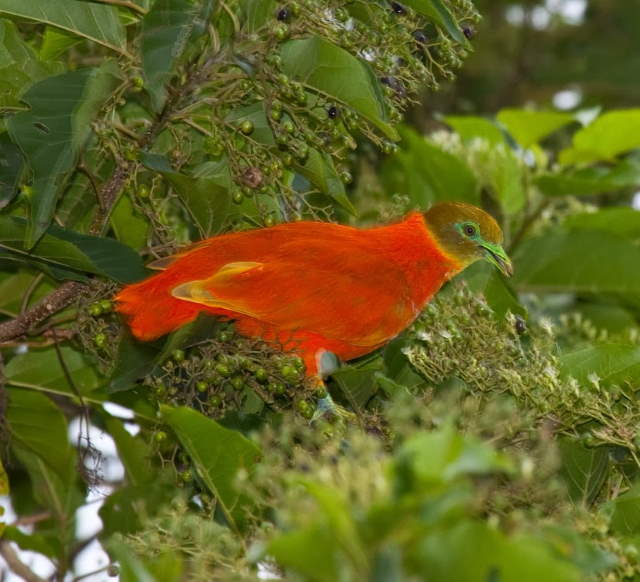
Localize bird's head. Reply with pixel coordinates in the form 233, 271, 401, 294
423, 202, 513, 277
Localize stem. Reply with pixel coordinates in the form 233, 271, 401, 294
0, 540, 49, 582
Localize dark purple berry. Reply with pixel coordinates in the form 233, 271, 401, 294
327, 105, 339, 119
390, 2, 405, 14
413, 30, 427, 44
463, 26, 475, 39
277, 7, 290, 21
515, 315, 527, 335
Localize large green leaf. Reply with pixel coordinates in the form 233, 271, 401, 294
560, 344, 640, 386
381, 128, 478, 207
558, 437, 609, 505
6, 388, 72, 479
5, 345, 100, 395
142, 152, 232, 236
104, 415, 154, 486
402, 0, 467, 44
296, 148, 355, 214
535, 161, 640, 197
0, 215, 147, 282
444, 115, 506, 146
0, 0, 126, 54
564, 207, 640, 239
280, 37, 397, 140
142, 0, 200, 111
513, 229, 640, 294
0, 18, 53, 108
0, 132, 23, 208
7, 63, 120, 246
559, 109, 640, 165
497, 109, 574, 148
611, 484, 640, 536
162, 405, 260, 529
416, 521, 581, 582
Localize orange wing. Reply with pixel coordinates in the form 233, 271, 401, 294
169, 240, 417, 347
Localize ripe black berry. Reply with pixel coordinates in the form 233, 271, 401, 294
413, 30, 427, 44
515, 315, 527, 335
277, 7, 290, 21
390, 2, 405, 14
463, 26, 475, 39
327, 105, 339, 119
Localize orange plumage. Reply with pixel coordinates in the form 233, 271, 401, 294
116, 202, 510, 377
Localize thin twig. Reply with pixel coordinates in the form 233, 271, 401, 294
0, 540, 48, 582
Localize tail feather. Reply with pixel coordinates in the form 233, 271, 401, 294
115, 273, 201, 341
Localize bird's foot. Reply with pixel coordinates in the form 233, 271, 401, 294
311, 393, 357, 424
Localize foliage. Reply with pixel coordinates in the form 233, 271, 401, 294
1, 1, 640, 581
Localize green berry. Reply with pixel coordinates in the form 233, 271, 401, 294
230, 376, 245, 390
154, 431, 167, 443
99, 299, 113, 312
88, 302, 103, 317
137, 184, 150, 198
270, 108, 282, 122
209, 395, 222, 407
218, 330, 232, 342
282, 119, 295, 134
282, 153, 294, 167
274, 23, 289, 41
180, 470, 193, 482
264, 215, 276, 227
196, 381, 208, 392
94, 333, 107, 348
232, 189, 244, 204
215, 363, 232, 377
296, 400, 314, 419
172, 349, 185, 363
240, 120, 254, 135
254, 368, 269, 383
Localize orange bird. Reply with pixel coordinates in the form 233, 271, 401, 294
116, 202, 512, 379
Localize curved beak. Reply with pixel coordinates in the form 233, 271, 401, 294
480, 242, 513, 277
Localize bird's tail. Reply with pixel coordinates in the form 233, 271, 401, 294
115, 272, 202, 341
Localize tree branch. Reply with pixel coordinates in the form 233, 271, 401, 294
0, 540, 48, 582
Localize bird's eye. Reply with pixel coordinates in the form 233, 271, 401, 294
463, 224, 477, 237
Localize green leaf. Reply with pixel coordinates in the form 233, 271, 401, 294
162, 405, 260, 529
0, 0, 126, 54
111, 191, 150, 250
416, 521, 581, 582
497, 109, 574, 148
535, 161, 640, 197
6, 388, 78, 495
444, 115, 506, 146
39, 26, 82, 61
457, 262, 526, 318
559, 109, 640, 165
104, 415, 154, 486
381, 128, 478, 207
295, 148, 355, 214
108, 540, 158, 582
0, 132, 23, 208
611, 483, 640, 536
0, 215, 147, 282
513, 229, 640, 294
5, 346, 99, 395
142, 152, 232, 236
332, 361, 382, 411
0, 18, 53, 108
560, 344, 640, 386
7, 63, 121, 246
142, 0, 200, 112
238, 0, 276, 32
558, 437, 609, 505
564, 207, 640, 239
402, 0, 467, 44
280, 37, 397, 140
395, 423, 512, 488
225, 102, 275, 145
268, 525, 342, 582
